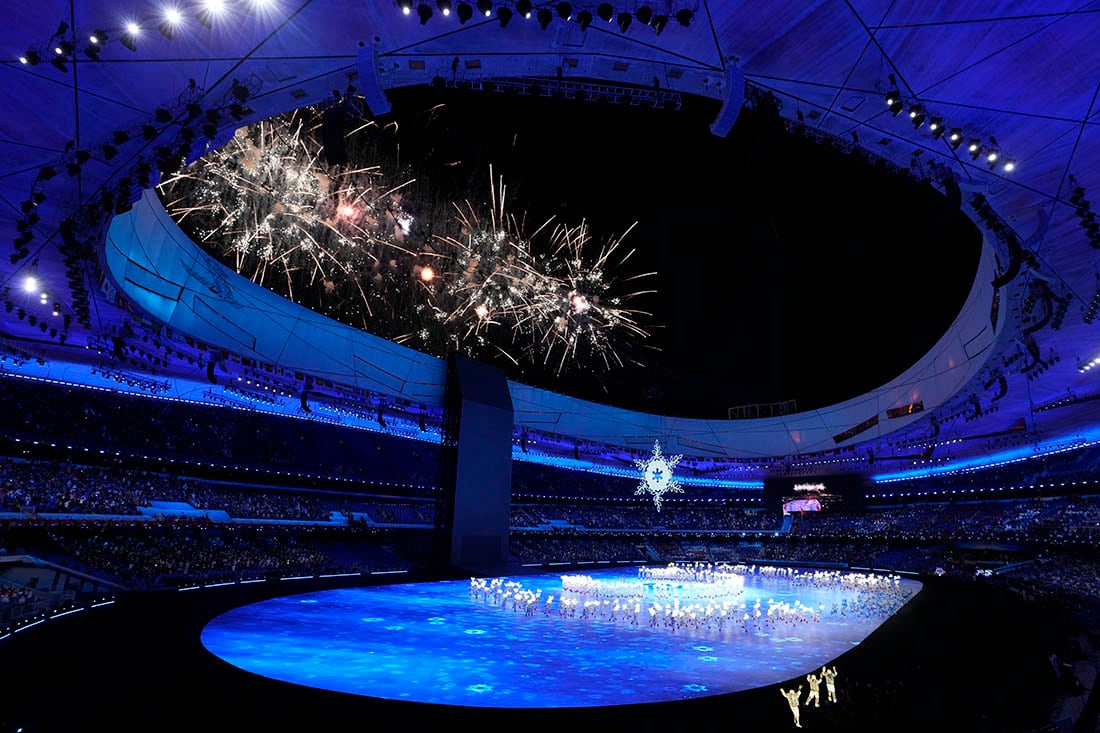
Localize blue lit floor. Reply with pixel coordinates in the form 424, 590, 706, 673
200, 567, 922, 709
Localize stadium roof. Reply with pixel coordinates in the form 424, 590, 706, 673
3, 1, 1100, 473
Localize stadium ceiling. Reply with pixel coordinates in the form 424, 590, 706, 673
3, 1, 1100, 472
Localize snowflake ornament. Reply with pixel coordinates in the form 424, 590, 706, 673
633, 439, 684, 511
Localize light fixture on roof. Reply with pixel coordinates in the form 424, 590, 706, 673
676, 8, 693, 26
929, 116, 944, 139
968, 139, 982, 160
456, 2, 473, 22
1003, 159, 1016, 172
908, 104, 926, 128
515, 0, 532, 17
120, 23, 139, 52
985, 149, 999, 168
885, 91, 903, 116
537, 7, 553, 28
948, 128, 963, 150
477, 0, 492, 17
497, 5, 512, 26
652, 13, 669, 34
436, 0, 451, 15
617, 11, 632, 32
636, 5, 653, 25
577, 9, 592, 29
19, 50, 40, 65
398, 0, 414, 14
197, 0, 226, 29
417, 3, 432, 23
556, 2, 572, 20
597, 2, 614, 21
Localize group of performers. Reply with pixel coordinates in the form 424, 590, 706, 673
780, 666, 838, 728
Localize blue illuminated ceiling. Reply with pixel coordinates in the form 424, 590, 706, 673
4, 1, 1100, 474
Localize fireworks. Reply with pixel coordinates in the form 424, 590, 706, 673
159, 104, 657, 380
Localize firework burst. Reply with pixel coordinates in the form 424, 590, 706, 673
159, 105, 658, 381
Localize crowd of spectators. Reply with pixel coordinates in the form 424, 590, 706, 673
0, 376, 440, 489
788, 495, 1100, 546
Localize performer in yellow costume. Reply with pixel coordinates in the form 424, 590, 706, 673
805, 670, 822, 707
780, 685, 803, 728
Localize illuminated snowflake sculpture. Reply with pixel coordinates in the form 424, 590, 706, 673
634, 440, 684, 512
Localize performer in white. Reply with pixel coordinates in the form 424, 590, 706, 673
821, 665, 838, 703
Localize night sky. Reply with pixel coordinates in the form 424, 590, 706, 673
363, 84, 982, 419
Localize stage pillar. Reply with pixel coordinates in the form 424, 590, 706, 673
435, 354, 513, 572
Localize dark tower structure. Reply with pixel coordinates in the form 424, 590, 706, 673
435, 353, 514, 573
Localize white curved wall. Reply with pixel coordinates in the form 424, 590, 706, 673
104, 187, 1001, 459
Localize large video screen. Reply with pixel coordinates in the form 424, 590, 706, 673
763, 474, 867, 514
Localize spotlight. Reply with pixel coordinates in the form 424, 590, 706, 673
538, 7, 553, 28
83, 45, 101, 62
436, 0, 452, 15
929, 116, 944, 139
66, 162, 82, 177
155, 108, 172, 123
37, 165, 57, 181
968, 139, 982, 160
652, 13, 668, 34
1003, 159, 1017, 172
185, 102, 203, 121
676, 9, 693, 26
142, 124, 159, 140
398, 0, 414, 14
556, 2, 572, 20
89, 30, 108, 45
617, 11, 632, 31
20, 50, 40, 66
203, 122, 218, 139
158, 22, 175, 40
516, 0, 532, 17
229, 103, 252, 120
497, 6, 512, 26
986, 149, 999, 168
577, 9, 592, 29
417, 3, 433, 23
908, 104, 926, 128
55, 40, 74, 57
948, 128, 963, 149
636, 5, 653, 25
477, 0, 492, 16
120, 29, 138, 52
456, 2, 473, 22
102, 143, 118, 160
597, 3, 614, 21
50, 57, 68, 73
885, 90, 902, 116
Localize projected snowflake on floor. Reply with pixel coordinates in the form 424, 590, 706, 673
634, 439, 683, 511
